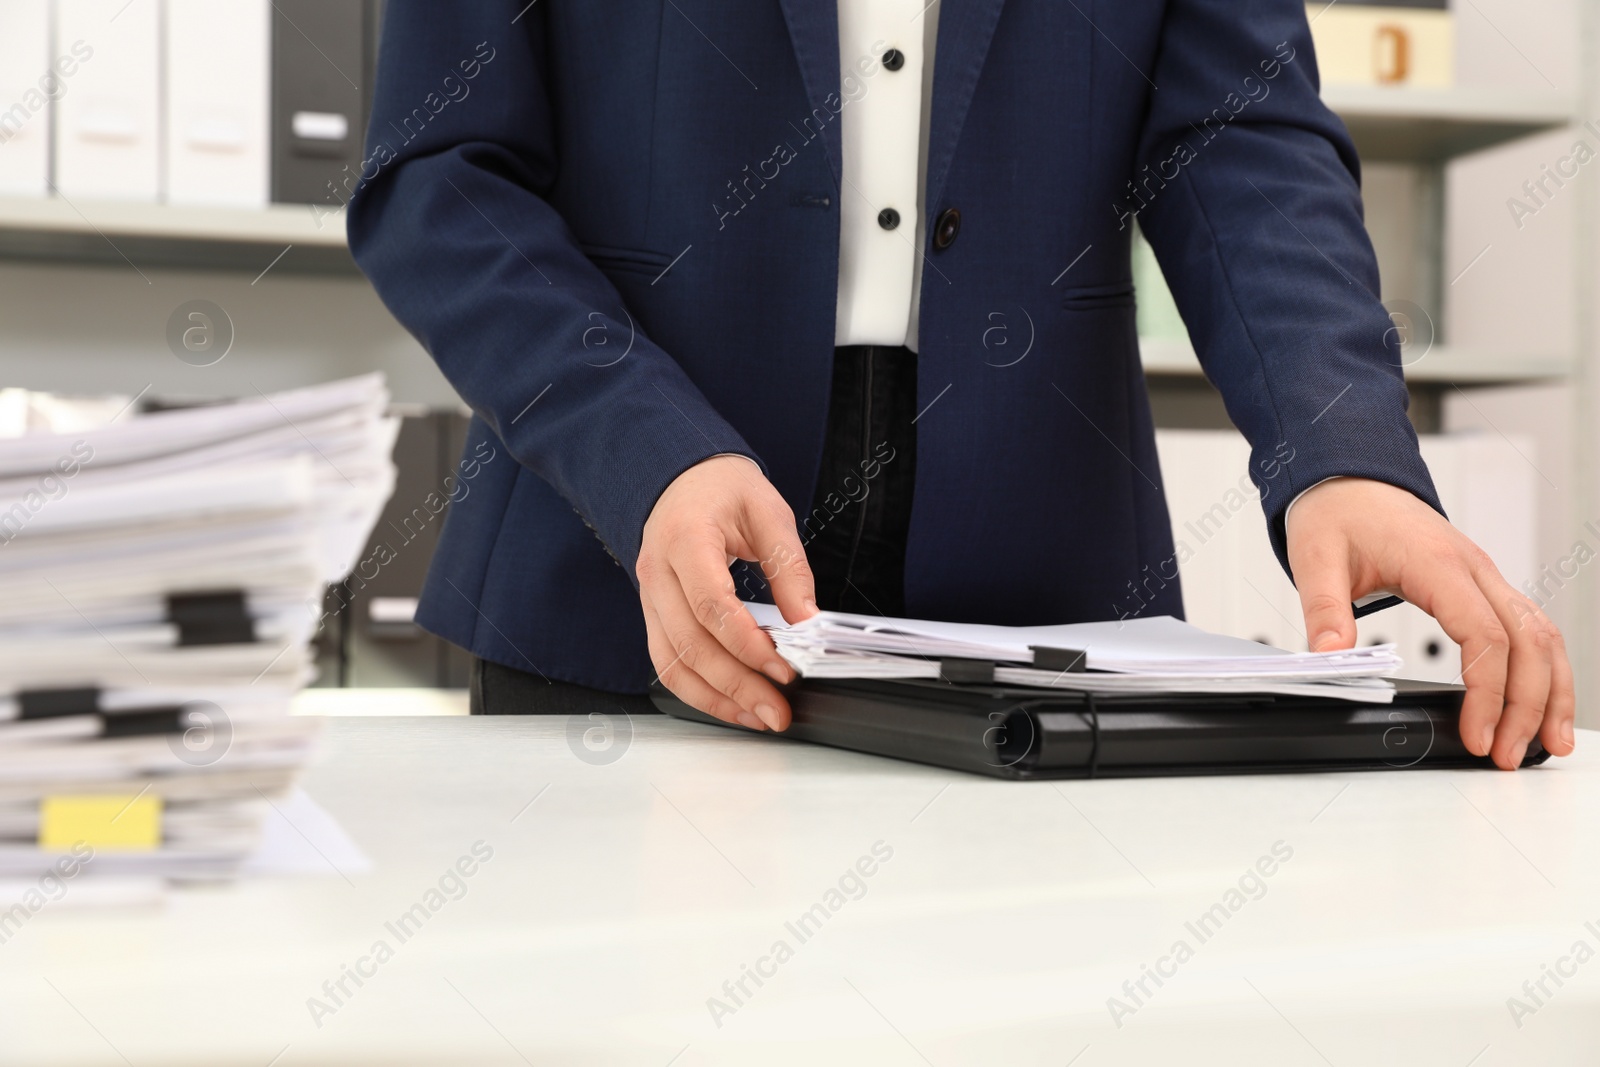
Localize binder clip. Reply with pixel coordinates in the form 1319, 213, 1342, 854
168, 590, 256, 646
1030, 646, 1087, 672
939, 658, 996, 684
19, 687, 101, 720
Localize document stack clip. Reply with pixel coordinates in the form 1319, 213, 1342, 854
939, 659, 997, 685
167, 590, 256, 646
100, 708, 190, 738
1030, 646, 1088, 672
19, 688, 100, 719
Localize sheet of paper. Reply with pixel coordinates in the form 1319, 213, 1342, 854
745, 602, 1401, 702
240, 788, 371, 877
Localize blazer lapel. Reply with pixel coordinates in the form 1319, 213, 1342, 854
924, 0, 1008, 212
776, 0, 843, 189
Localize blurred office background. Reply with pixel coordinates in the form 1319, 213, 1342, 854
0, 1, 1594, 719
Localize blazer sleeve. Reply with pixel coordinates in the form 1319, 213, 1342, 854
1131, 0, 1442, 574
345, 0, 761, 577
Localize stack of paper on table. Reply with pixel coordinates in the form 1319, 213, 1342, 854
0, 375, 396, 881
745, 603, 1405, 703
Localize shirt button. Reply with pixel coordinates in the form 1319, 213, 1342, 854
932, 207, 960, 249
882, 48, 906, 71
878, 207, 901, 231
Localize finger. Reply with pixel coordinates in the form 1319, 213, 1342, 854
1541, 619, 1578, 758
1398, 556, 1508, 759
1290, 531, 1357, 652
735, 498, 817, 625
652, 576, 792, 731
666, 532, 793, 685
1475, 576, 1551, 771
642, 598, 767, 730
1488, 579, 1572, 763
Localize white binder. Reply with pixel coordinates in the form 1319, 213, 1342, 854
1157, 430, 1305, 652
1154, 430, 1233, 636
0, 1, 51, 196
53, 0, 160, 201
165, 0, 270, 207
1381, 437, 1462, 683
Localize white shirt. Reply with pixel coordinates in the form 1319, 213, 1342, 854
834, 0, 939, 352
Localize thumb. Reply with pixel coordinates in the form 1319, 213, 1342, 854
740, 500, 818, 625
1295, 542, 1358, 653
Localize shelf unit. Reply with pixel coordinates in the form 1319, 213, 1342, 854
1139, 338, 1572, 384
1322, 85, 1573, 163
0, 88, 1578, 387
1139, 84, 1576, 386
0, 194, 353, 275
0, 87, 1577, 286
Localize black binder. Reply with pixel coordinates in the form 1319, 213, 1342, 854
650, 678, 1549, 779
271, 0, 386, 205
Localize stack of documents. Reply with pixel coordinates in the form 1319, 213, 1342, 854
746, 604, 1404, 703
0, 376, 397, 880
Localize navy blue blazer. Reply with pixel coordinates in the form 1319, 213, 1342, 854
348, 0, 1439, 693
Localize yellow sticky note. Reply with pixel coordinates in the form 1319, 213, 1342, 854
39, 794, 162, 851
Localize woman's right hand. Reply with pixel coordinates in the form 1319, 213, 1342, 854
637, 455, 818, 730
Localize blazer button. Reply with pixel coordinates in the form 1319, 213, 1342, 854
932, 207, 960, 250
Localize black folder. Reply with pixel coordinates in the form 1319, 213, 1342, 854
650, 677, 1548, 779
271, 0, 386, 205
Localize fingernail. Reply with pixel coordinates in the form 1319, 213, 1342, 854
1480, 724, 1495, 756
736, 711, 766, 731
753, 703, 782, 731
802, 598, 818, 617
763, 660, 791, 684
1509, 739, 1529, 768
1312, 631, 1341, 652
1561, 720, 1575, 750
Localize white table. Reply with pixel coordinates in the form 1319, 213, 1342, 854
3, 711, 1599, 1066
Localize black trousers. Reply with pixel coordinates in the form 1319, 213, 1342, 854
472, 344, 918, 714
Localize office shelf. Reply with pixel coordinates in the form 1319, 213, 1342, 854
1140, 337, 1572, 384
1136, 88, 1579, 387
1324, 85, 1575, 163
0, 194, 354, 275
0, 89, 1572, 274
